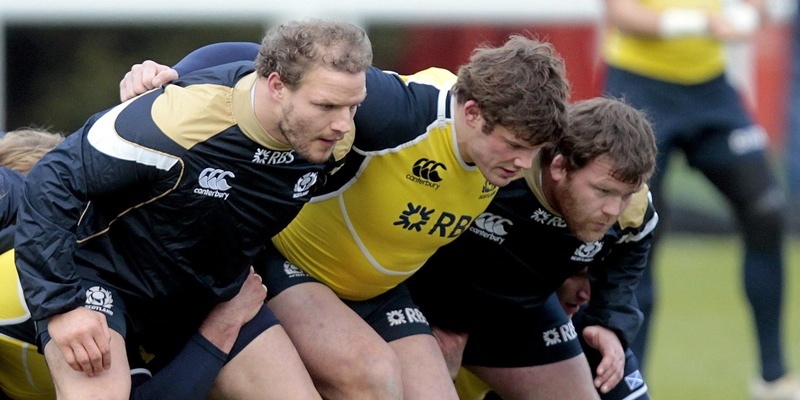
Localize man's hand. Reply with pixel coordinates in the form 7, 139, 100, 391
48, 307, 112, 377
583, 325, 625, 394
431, 327, 468, 380
119, 60, 178, 102
198, 267, 267, 353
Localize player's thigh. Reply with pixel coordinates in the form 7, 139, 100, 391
267, 282, 401, 394
43, 329, 130, 400
209, 324, 320, 400
469, 353, 599, 400
389, 334, 458, 400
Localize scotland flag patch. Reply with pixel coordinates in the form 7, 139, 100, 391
625, 370, 644, 390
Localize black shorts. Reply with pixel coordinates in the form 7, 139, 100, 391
258, 252, 432, 342
36, 278, 279, 376
461, 293, 583, 368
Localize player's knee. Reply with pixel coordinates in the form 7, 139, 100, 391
751, 185, 785, 220
741, 185, 785, 246
327, 345, 403, 399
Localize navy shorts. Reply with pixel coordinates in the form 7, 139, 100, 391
36, 280, 129, 352
604, 66, 767, 170
461, 293, 583, 368
258, 252, 433, 342
36, 278, 279, 375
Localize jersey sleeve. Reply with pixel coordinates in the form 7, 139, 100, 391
352, 66, 450, 151
582, 190, 659, 348
14, 100, 183, 322
0, 168, 24, 229
172, 42, 260, 76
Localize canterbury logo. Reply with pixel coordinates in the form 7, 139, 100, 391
473, 212, 512, 235
199, 168, 234, 191
412, 158, 446, 182
469, 212, 512, 244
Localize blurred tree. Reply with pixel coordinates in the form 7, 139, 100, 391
5, 23, 411, 135
7, 24, 266, 134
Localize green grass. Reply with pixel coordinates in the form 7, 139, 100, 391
644, 152, 800, 398
644, 234, 800, 399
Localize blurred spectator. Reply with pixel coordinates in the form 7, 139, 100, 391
601, 0, 799, 398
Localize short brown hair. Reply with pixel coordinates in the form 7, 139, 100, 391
541, 97, 657, 187
452, 35, 570, 146
255, 19, 373, 88
0, 128, 64, 175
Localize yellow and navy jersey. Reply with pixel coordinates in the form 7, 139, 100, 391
603, 0, 725, 84
272, 67, 498, 300
411, 155, 658, 347
15, 61, 353, 321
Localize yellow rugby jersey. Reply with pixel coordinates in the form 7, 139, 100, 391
0, 249, 54, 400
0, 250, 29, 325
603, 0, 725, 84
273, 67, 498, 300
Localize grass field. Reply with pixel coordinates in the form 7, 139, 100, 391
643, 152, 800, 399
643, 234, 800, 399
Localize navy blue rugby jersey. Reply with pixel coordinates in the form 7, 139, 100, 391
411, 156, 658, 347
15, 61, 353, 321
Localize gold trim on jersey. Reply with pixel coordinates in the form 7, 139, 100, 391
523, 156, 650, 229
618, 184, 650, 230
523, 154, 559, 215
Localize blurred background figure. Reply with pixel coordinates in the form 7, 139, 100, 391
601, 0, 799, 399
785, 0, 800, 225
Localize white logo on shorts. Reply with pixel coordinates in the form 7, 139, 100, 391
283, 261, 308, 278
386, 308, 428, 326
625, 370, 645, 390
542, 320, 577, 347
84, 286, 114, 316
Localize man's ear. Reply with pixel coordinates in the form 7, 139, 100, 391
550, 154, 568, 182
265, 72, 285, 101
462, 100, 482, 128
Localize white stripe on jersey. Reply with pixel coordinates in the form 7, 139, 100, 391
87, 99, 180, 171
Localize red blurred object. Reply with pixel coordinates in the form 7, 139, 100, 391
397, 21, 792, 146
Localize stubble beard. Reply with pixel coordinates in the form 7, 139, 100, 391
557, 184, 604, 243
278, 104, 330, 164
